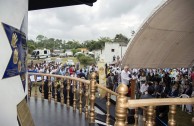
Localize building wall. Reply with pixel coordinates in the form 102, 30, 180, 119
102, 42, 128, 64
0, 0, 28, 125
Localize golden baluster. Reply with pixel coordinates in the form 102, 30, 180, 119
143, 108, 146, 126
85, 83, 89, 119
146, 106, 154, 126
60, 78, 64, 105
79, 81, 83, 114
48, 76, 52, 102
41, 75, 44, 99
114, 84, 128, 126
134, 108, 138, 126
73, 80, 77, 111
106, 92, 111, 125
34, 75, 37, 97
54, 77, 58, 103
66, 79, 70, 107
28, 75, 31, 98
168, 105, 176, 126
89, 72, 96, 123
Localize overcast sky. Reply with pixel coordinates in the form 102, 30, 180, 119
28, 0, 165, 42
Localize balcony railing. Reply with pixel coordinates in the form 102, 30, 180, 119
28, 72, 194, 126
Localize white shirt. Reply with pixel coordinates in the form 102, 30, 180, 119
140, 84, 149, 94
121, 70, 131, 85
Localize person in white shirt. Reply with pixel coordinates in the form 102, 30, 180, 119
140, 82, 149, 95
121, 65, 131, 86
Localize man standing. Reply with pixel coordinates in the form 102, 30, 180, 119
121, 65, 131, 86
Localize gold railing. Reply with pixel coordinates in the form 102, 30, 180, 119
28, 72, 118, 125
28, 72, 194, 126
115, 84, 194, 126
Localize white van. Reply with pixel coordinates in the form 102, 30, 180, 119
65, 50, 73, 57
31, 49, 51, 59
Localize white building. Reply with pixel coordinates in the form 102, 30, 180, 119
93, 42, 128, 65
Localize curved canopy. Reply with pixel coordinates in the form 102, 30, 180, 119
122, 0, 194, 68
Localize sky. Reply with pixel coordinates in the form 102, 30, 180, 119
28, 0, 165, 43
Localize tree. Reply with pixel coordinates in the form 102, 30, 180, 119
27, 39, 36, 54
77, 54, 95, 66
36, 35, 45, 42
114, 34, 129, 43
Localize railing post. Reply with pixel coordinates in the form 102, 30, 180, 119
79, 81, 83, 114
73, 80, 77, 111
60, 78, 64, 105
67, 79, 70, 107
41, 75, 44, 99
146, 106, 154, 126
134, 108, 138, 126
168, 105, 176, 126
85, 83, 89, 119
89, 72, 96, 123
114, 84, 128, 126
143, 108, 146, 126
106, 92, 111, 125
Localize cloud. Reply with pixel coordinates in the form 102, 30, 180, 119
28, 0, 164, 42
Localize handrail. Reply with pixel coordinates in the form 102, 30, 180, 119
96, 83, 119, 96
28, 72, 119, 125
28, 72, 194, 126
122, 98, 194, 108
28, 72, 90, 84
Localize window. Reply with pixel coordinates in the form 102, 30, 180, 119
44, 50, 47, 54
111, 49, 115, 52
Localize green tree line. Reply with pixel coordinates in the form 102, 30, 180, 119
27, 34, 130, 54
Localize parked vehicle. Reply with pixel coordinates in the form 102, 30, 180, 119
65, 50, 73, 57
59, 53, 66, 58
51, 53, 59, 57
31, 49, 51, 59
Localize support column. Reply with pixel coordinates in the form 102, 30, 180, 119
0, 0, 28, 125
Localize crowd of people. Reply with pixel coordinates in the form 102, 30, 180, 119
117, 65, 194, 125
28, 60, 194, 125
